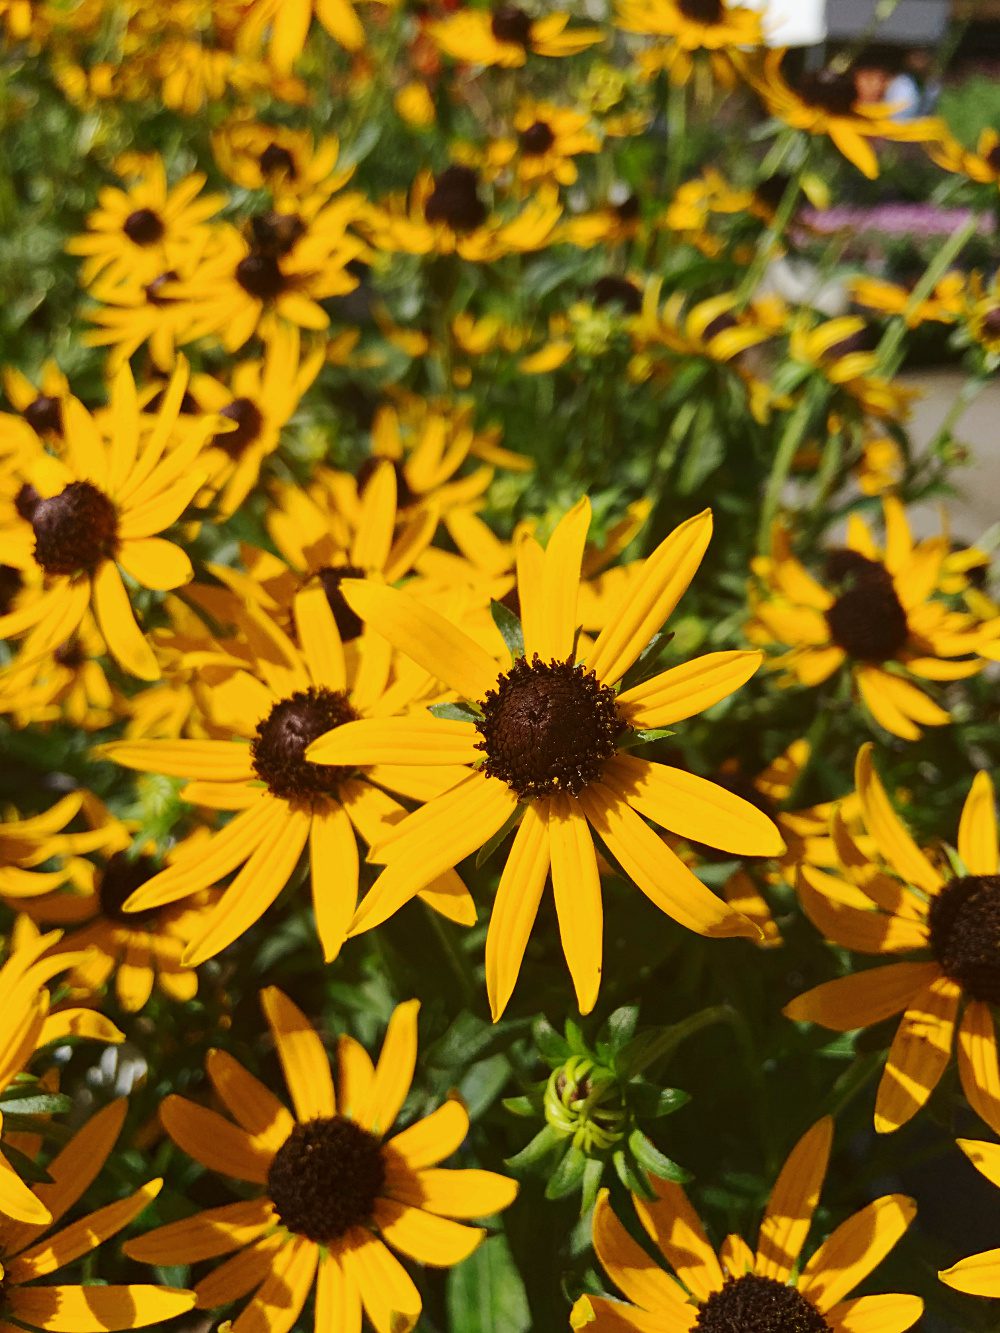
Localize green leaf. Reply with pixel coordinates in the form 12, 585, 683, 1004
475, 804, 524, 868
0, 1140, 54, 1185
617, 632, 675, 693
429, 700, 482, 722
618, 727, 676, 751
545, 1144, 587, 1200
0, 1092, 72, 1116
446, 1233, 531, 1333
533, 1018, 570, 1063
506, 1124, 560, 1173
502, 1094, 543, 1117
605, 1006, 639, 1051
611, 1145, 650, 1197
490, 599, 524, 662
580, 1156, 605, 1218
628, 1129, 690, 1184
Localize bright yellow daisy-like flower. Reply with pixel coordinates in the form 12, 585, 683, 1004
0, 1097, 196, 1332
98, 589, 475, 966
307, 499, 784, 1019
245, 0, 365, 71
1, 361, 70, 448
212, 119, 355, 205
177, 202, 365, 351
749, 499, 996, 741
66, 156, 223, 290
848, 273, 966, 330
572, 1116, 922, 1332
939, 1138, 1000, 1296
928, 126, 1000, 187
787, 747, 1000, 1136
126, 989, 518, 1333
362, 166, 561, 260
748, 51, 942, 180
428, 5, 602, 68
485, 101, 600, 188
0, 789, 111, 898
0, 361, 217, 681
81, 251, 208, 373
1, 612, 117, 729
616, 0, 762, 86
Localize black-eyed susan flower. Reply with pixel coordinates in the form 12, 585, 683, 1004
928, 126, 1000, 187
0, 789, 111, 898
939, 1139, 1000, 1296
0, 1096, 196, 1331
125, 988, 518, 1333
428, 5, 602, 68
1, 612, 117, 729
573, 1116, 922, 1333
98, 589, 475, 965
1, 361, 70, 446
616, 0, 763, 85
212, 119, 355, 204
848, 272, 966, 330
177, 202, 365, 351
307, 499, 784, 1019
749, 52, 943, 179
749, 499, 997, 741
81, 256, 207, 373
0, 360, 216, 681
362, 166, 561, 260
486, 101, 599, 188
247, 0, 365, 70
786, 747, 1000, 1135
66, 156, 223, 290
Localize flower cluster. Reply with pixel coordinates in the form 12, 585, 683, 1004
2, 0, 1000, 1330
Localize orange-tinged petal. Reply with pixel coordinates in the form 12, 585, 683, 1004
799, 1195, 917, 1311
364, 999, 419, 1135
8, 1284, 195, 1332
9, 1179, 163, 1280
592, 1190, 697, 1316
373, 1197, 484, 1266
382, 1163, 517, 1219
206, 1049, 295, 1154
485, 804, 549, 1022
958, 771, 998, 876
634, 1177, 725, 1304
124, 1197, 275, 1264
160, 1094, 272, 1183
855, 744, 941, 893
784, 963, 938, 1032
755, 1117, 832, 1281
386, 1099, 470, 1170
549, 792, 603, 1014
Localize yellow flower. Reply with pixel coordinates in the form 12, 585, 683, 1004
428, 6, 602, 68
307, 500, 783, 1020
81, 250, 208, 373
174, 204, 366, 351
749, 51, 943, 179
212, 119, 357, 205
486, 101, 600, 188
749, 499, 997, 741
787, 747, 1000, 1137
395, 80, 436, 128
0, 361, 216, 681
848, 273, 966, 329
66, 157, 223, 290
98, 590, 475, 965
1, 361, 70, 446
125, 989, 517, 1333
929, 126, 1000, 186
362, 167, 561, 260
856, 434, 904, 497
939, 1139, 1000, 1296
246, 0, 365, 71
573, 1116, 922, 1332
616, 0, 762, 85
0, 1097, 195, 1331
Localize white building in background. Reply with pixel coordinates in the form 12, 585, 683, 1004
741, 0, 828, 47
740, 0, 951, 48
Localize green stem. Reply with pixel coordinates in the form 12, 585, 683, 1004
828, 1052, 887, 1120
737, 135, 804, 309
927, 373, 989, 457
875, 214, 983, 376
624, 1004, 737, 1078
664, 76, 688, 203
756, 381, 829, 554
423, 905, 476, 1005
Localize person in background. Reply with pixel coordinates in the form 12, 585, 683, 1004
886, 48, 940, 120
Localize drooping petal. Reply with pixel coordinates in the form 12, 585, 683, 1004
957, 1002, 1000, 1136
342, 1230, 422, 1333
309, 802, 359, 964
485, 803, 549, 1022
160, 1095, 272, 1183
315, 1250, 362, 1333
9, 1179, 164, 1279
117, 537, 193, 591
549, 792, 603, 1014
592, 1190, 698, 1317
93, 560, 160, 681
229, 1232, 318, 1333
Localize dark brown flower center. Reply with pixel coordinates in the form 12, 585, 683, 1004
800, 71, 858, 117
0, 563, 23, 616
251, 687, 359, 803
929, 875, 1000, 1004
475, 655, 627, 799
694, 1275, 831, 1333
702, 311, 739, 343
259, 143, 298, 178
986, 144, 1000, 172
123, 208, 166, 246
678, 0, 724, 23
979, 306, 1000, 340
98, 851, 160, 926
316, 564, 368, 642
213, 397, 264, 457
31, 481, 119, 576
267, 1116, 386, 1243
491, 4, 532, 45
593, 275, 642, 313
520, 120, 555, 155
24, 394, 63, 436
144, 270, 180, 306
236, 254, 287, 301
824, 550, 909, 662
615, 194, 640, 222
424, 165, 488, 233
823, 323, 877, 362
54, 637, 86, 668
754, 173, 792, 215
249, 211, 306, 258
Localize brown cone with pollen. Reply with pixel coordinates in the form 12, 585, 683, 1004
31, 481, 119, 575
267, 1117, 386, 1243
693, 1275, 831, 1333
251, 687, 359, 802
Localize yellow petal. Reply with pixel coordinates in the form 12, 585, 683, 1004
261, 986, 336, 1121
617, 651, 763, 728
385, 1099, 470, 1170
10, 1179, 163, 1280
485, 804, 549, 1022
634, 1177, 724, 1304
8, 1284, 196, 1332
537, 497, 590, 661
310, 802, 359, 964
939, 1247, 1000, 1297
206, 1049, 295, 1155
784, 962, 938, 1032
959, 771, 998, 876
585, 510, 712, 687
799, 1195, 917, 1311
364, 999, 420, 1135
339, 580, 500, 702
382, 1163, 518, 1219
855, 744, 942, 893
117, 537, 192, 592
874, 975, 960, 1134
957, 1002, 1000, 1137
824, 1293, 924, 1332
307, 716, 480, 768
755, 1117, 832, 1281
160, 1094, 272, 1183
549, 792, 603, 1014
98, 738, 254, 782
92, 560, 159, 681
591, 1189, 696, 1316
124, 1197, 275, 1265
373, 1198, 484, 1266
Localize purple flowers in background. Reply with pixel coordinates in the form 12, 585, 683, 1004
803, 203, 995, 238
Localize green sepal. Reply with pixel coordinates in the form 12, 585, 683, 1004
580, 1155, 605, 1218
628, 1128, 691, 1184
475, 804, 524, 868
0, 1140, 54, 1184
505, 1124, 560, 1173
429, 700, 482, 721
490, 599, 525, 662
545, 1144, 587, 1200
